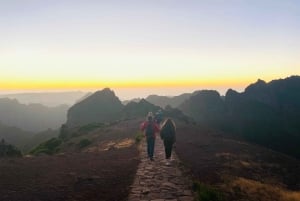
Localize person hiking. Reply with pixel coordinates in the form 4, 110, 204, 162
160, 118, 176, 165
154, 109, 163, 124
140, 113, 160, 161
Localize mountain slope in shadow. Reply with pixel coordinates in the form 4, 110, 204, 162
179, 76, 300, 159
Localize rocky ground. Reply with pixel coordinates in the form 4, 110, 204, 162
0, 119, 140, 201
175, 122, 300, 201
128, 138, 195, 201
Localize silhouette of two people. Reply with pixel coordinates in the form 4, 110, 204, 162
140, 112, 176, 164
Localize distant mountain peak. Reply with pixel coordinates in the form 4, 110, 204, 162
66, 88, 123, 127
96, 87, 114, 94
256, 79, 267, 84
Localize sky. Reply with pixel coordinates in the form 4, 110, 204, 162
1, 0, 299, 99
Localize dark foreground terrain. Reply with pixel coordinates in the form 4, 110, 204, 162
1, 117, 300, 201
0, 119, 140, 201
175, 122, 300, 201
0, 147, 138, 201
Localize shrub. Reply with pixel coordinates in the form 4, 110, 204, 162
0, 142, 22, 157
135, 132, 144, 144
30, 138, 62, 155
78, 123, 105, 133
78, 139, 92, 148
193, 182, 224, 201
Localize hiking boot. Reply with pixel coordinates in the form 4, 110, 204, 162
165, 159, 171, 166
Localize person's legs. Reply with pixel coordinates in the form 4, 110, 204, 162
147, 137, 155, 160
166, 141, 172, 159
164, 140, 173, 159
146, 137, 151, 158
151, 137, 155, 160
163, 140, 169, 159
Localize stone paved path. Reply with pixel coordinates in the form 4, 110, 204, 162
128, 138, 195, 201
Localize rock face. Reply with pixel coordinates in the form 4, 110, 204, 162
66, 88, 124, 127
179, 76, 300, 159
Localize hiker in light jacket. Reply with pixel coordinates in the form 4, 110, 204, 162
140, 113, 160, 161
160, 118, 176, 165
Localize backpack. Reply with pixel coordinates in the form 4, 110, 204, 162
160, 126, 174, 141
145, 121, 155, 137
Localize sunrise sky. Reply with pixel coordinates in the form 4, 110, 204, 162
1, 0, 299, 98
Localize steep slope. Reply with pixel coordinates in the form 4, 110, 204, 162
66, 88, 124, 127
175, 121, 300, 201
0, 98, 68, 132
179, 76, 300, 159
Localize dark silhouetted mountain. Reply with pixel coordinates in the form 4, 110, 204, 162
121, 99, 161, 119
179, 76, 300, 159
0, 122, 34, 148
164, 105, 192, 124
0, 91, 88, 107
66, 88, 124, 127
0, 98, 68, 132
179, 90, 226, 123
146, 93, 192, 108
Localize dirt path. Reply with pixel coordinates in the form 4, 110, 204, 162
128, 137, 195, 201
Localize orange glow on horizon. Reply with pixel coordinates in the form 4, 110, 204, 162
0, 77, 254, 91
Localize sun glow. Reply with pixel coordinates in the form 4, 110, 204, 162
1, 1, 299, 97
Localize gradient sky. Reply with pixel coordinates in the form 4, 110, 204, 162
1, 0, 299, 98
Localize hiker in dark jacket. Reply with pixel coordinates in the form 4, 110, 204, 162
140, 113, 160, 161
160, 118, 176, 165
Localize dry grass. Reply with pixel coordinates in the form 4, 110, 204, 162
227, 177, 300, 201
85, 138, 135, 152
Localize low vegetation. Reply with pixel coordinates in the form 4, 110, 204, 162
78, 138, 92, 148
0, 139, 22, 157
227, 177, 300, 201
134, 132, 144, 144
78, 123, 105, 133
193, 182, 224, 201
30, 138, 62, 155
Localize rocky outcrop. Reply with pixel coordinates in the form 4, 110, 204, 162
66, 88, 124, 127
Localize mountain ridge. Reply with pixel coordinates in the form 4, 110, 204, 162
179, 75, 300, 159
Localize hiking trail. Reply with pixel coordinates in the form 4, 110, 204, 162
128, 137, 195, 201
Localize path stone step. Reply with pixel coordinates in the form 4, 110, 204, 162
128, 138, 195, 201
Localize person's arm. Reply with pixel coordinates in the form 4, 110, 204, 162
140, 122, 146, 131
154, 123, 160, 133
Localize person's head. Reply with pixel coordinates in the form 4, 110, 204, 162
147, 112, 153, 121
147, 115, 153, 122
